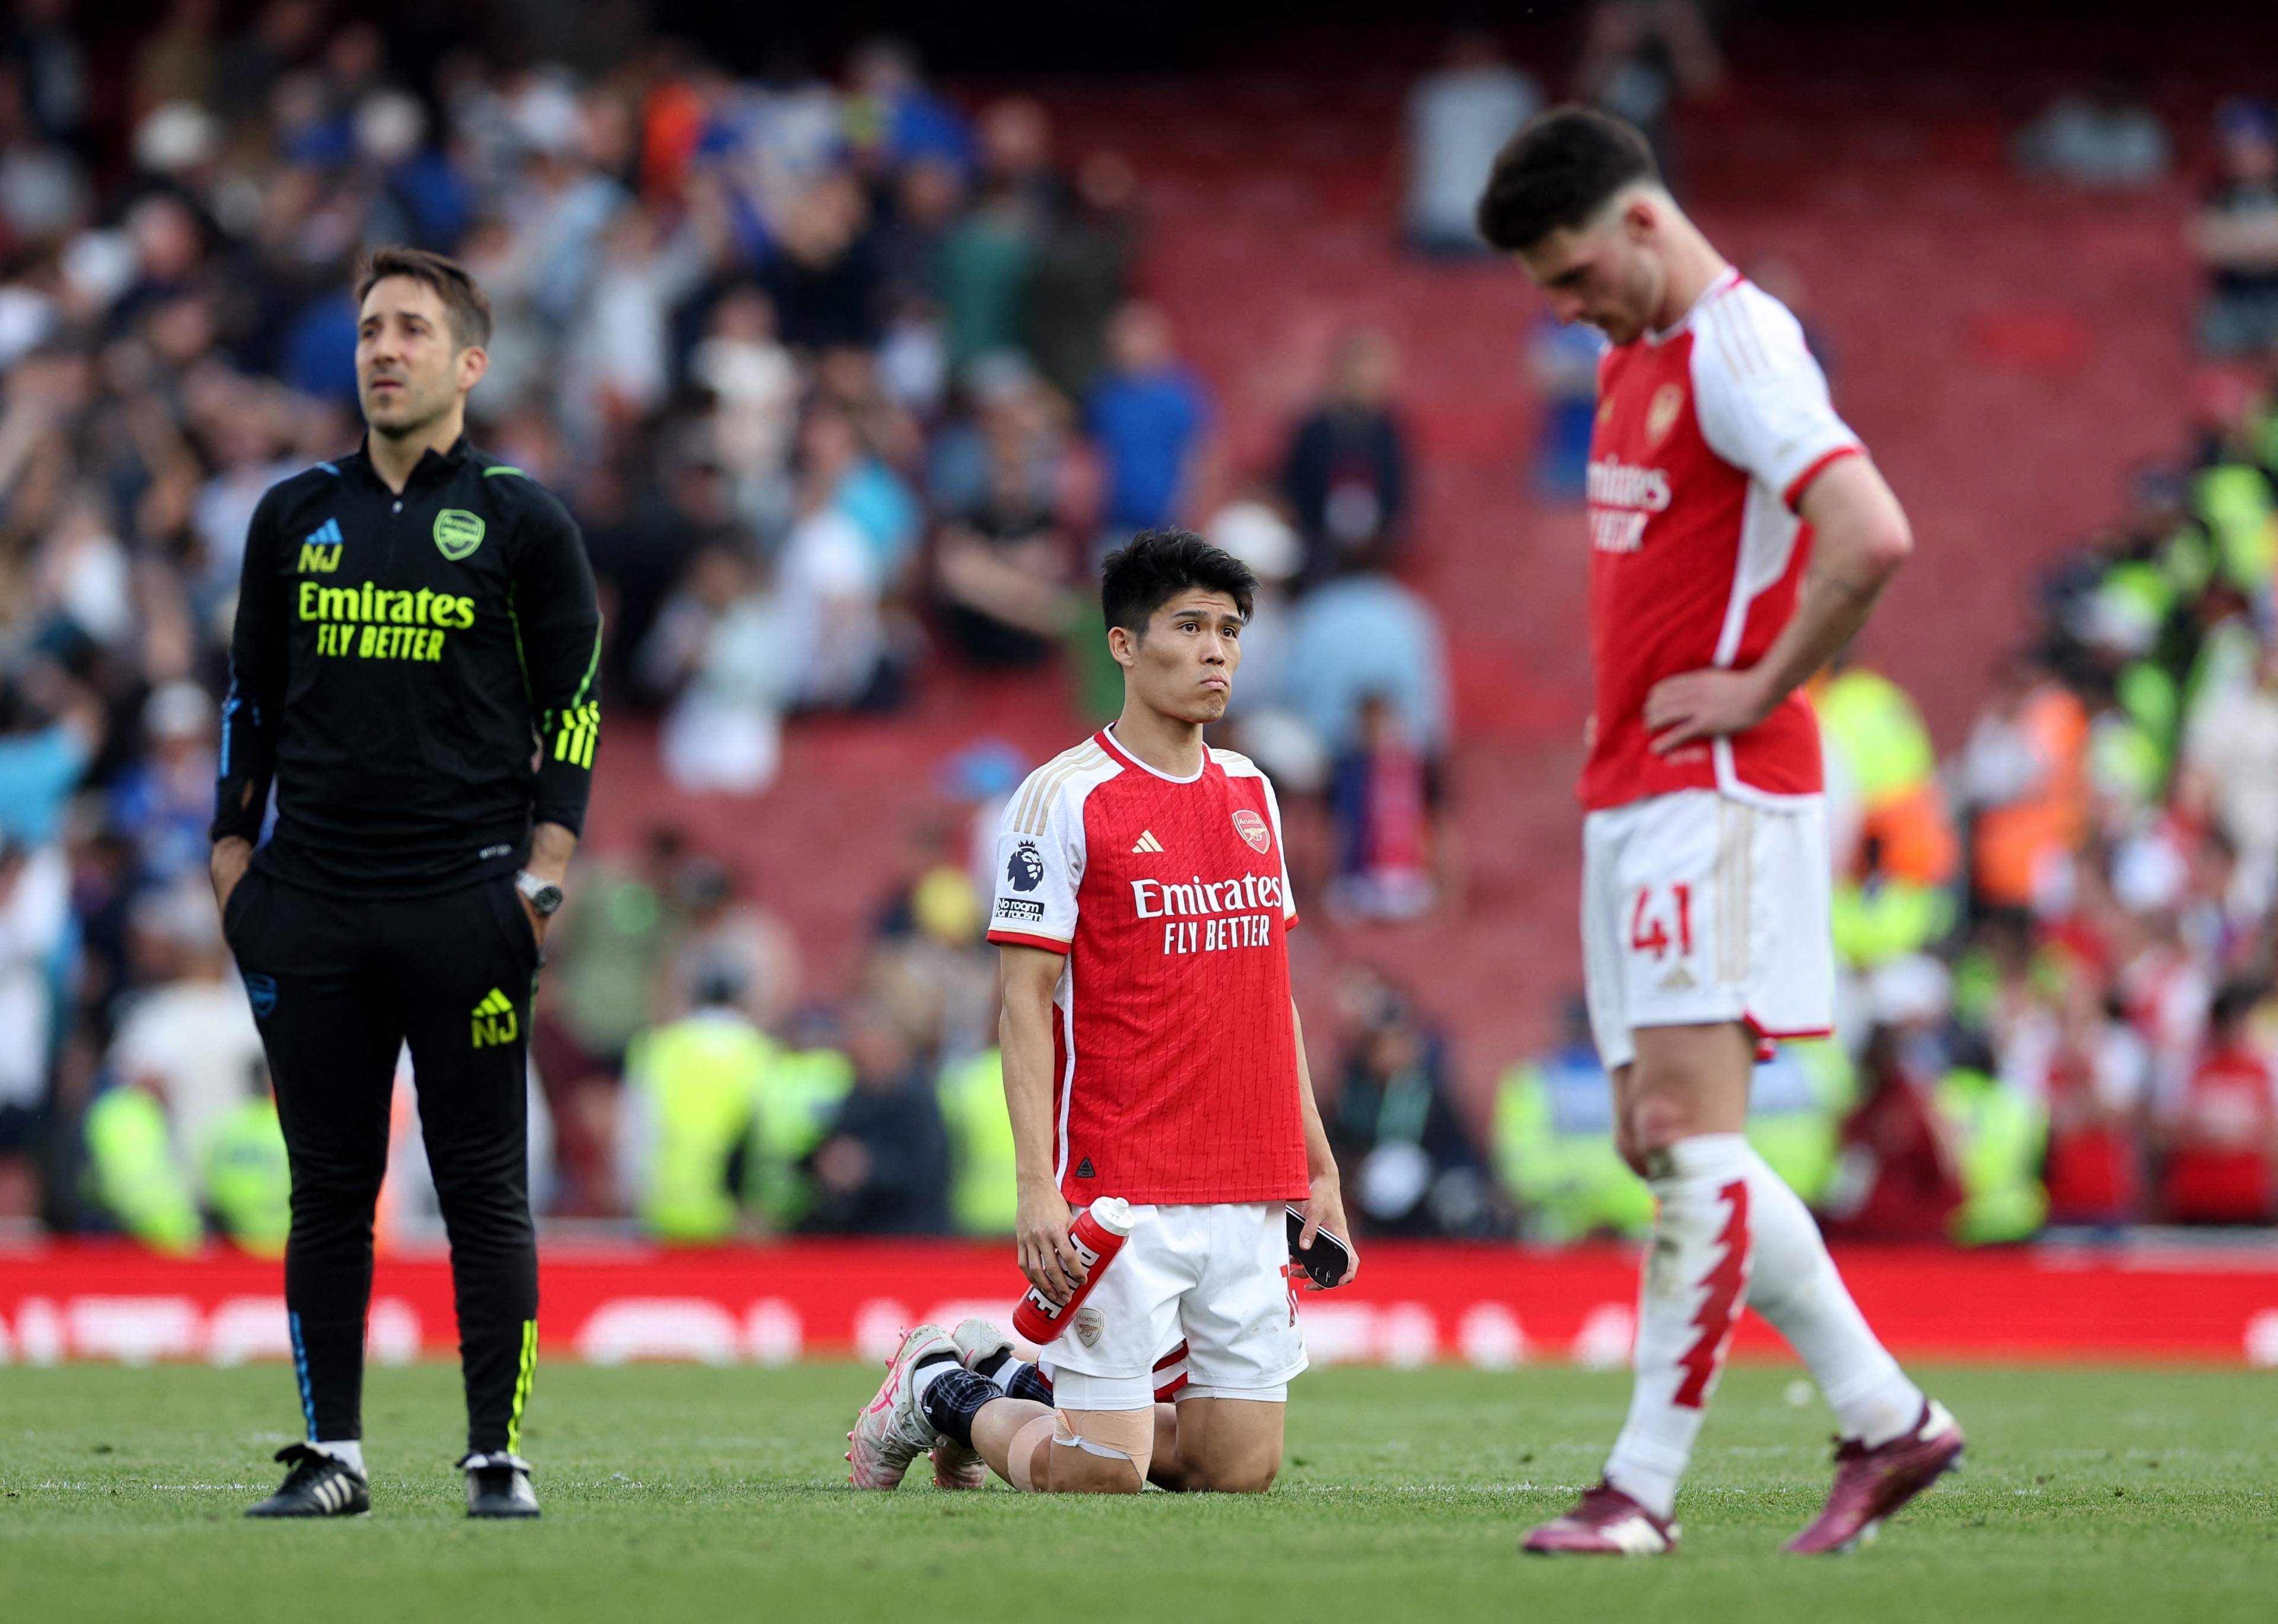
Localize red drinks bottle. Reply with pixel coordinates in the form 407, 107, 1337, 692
1011, 1198, 1135, 1345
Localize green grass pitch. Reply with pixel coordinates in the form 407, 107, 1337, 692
2, 1362, 2271, 1623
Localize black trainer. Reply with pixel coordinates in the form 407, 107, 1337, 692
245, 1444, 370, 1518
460, 1451, 540, 1519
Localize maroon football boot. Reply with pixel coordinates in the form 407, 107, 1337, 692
1785, 1400, 1964, 1554
1522, 1480, 1678, 1555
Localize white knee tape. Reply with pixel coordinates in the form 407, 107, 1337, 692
1053, 1407, 1156, 1479
1006, 1415, 1057, 1492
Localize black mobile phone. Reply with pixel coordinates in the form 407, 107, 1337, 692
1285, 1204, 1353, 1289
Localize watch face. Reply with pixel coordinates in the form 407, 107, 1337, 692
531, 884, 564, 916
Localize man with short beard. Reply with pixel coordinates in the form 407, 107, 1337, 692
214, 246, 600, 1521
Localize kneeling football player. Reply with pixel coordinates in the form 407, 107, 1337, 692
847, 528, 1356, 1493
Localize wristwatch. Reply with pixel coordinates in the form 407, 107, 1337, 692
514, 870, 565, 917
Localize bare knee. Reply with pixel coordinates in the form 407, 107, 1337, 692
1189, 1456, 1278, 1494
1170, 1396, 1286, 1493
1624, 1024, 1754, 1164
1630, 1093, 1696, 1161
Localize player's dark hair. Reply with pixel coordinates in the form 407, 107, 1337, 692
355, 244, 494, 350
1477, 105, 1659, 253
1100, 527, 1255, 635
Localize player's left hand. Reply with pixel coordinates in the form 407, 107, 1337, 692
1296, 1175, 1357, 1289
1643, 666, 1774, 753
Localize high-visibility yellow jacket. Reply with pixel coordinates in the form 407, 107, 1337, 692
204, 1096, 291, 1256
938, 1047, 1018, 1235
623, 1011, 774, 1241
747, 1046, 855, 1229
85, 1085, 200, 1255
1493, 1053, 1653, 1242
1932, 1068, 2048, 1244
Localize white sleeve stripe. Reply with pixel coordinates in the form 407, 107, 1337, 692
1691, 286, 1857, 495
1706, 300, 1767, 380
1706, 312, 1745, 383
1736, 299, 1773, 372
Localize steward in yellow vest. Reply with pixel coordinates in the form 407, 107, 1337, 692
622, 971, 774, 1241
84, 1083, 200, 1254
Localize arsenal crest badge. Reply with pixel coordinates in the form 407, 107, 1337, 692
1645, 382, 1685, 446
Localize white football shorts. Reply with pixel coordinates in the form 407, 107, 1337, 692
1581, 788, 1834, 1071
1040, 1201, 1305, 1409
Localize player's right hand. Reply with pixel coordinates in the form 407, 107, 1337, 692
1016, 1185, 1085, 1305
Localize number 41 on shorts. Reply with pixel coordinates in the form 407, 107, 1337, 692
1628, 884, 1694, 961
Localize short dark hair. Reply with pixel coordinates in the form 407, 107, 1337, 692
1100, 528, 1255, 635
1477, 105, 1659, 253
355, 245, 493, 350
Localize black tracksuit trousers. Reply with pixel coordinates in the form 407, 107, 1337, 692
224, 865, 541, 1456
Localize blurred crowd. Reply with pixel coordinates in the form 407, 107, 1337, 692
3, 3, 2271, 1254
2012, 74, 2278, 363
0, 3, 1461, 1249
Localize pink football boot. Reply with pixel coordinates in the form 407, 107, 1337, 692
846, 1324, 956, 1490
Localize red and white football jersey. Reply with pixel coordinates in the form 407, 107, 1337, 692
1582, 269, 1862, 813
986, 727, 1310, 1206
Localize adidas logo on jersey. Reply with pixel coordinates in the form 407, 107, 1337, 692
1131, 830, 1165, 854
299, 517, 344, 573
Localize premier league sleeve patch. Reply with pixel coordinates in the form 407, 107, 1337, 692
990, 827, 1075, 946
995, 839, 1048, 922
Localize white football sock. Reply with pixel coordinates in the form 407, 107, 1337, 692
311, 1439, 365, 1476
910, 1356, 956, 1405
1738, 1142, 1924, 1448
1603, 1133, 1756, 1521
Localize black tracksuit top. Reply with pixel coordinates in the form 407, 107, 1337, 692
211, 435, 602, 897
